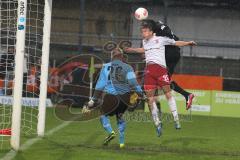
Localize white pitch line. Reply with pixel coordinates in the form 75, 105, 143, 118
1, 121, 72, 160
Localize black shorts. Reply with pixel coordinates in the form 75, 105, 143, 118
100, 93, 131, 116
165, 46, 181, 75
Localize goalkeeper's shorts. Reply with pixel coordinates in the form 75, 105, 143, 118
100, 92, 138, 116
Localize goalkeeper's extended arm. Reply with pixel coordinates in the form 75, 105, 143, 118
88, 66, 107, 108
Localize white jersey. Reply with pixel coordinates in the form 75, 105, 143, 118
142, 36, 176, 67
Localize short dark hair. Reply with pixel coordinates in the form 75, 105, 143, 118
141, 19, 156, 31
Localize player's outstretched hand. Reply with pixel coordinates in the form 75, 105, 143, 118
189, 41, 197, 46
123, 47, 145, 53
123, 47, 133, 53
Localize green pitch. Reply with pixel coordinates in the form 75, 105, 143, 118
1, 108, 240, 160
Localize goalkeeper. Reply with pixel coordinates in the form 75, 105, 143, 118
86, 48, 143, 148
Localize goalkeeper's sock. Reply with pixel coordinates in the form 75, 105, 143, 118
167, 96, 179, 121
151, 102, 161, 127
117, 119, 126, 145
100, 115, 113, 134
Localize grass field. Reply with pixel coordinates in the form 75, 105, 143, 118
1, 108, 240, 160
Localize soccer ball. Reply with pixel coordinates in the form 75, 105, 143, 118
134, 7, 148, 20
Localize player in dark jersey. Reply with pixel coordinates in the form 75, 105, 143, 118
142, 19, 194, 110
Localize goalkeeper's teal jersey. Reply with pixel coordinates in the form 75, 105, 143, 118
95, 60, 142, 95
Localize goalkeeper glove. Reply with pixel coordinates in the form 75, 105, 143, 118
82, 104, 91, 114
82, 98, 96, 114
88, 99, 95, 107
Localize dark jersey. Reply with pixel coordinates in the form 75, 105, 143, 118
154, 21, 181, 74
154, 21, 179, 41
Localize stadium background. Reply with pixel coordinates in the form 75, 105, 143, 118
50, 0, 240, 89
0, 0, 240, 159
44, 0, 240, 117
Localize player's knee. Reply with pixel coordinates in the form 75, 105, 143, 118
165, 92, 172, 100
148, 96, 157, 105
100, 115, 108, 124
100, 115, 105, 120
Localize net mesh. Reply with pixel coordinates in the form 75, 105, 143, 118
0, 0, 45, 149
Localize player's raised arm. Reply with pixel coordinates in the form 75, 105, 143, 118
124, 47, 145, 54
161, 36, 197, 47
175, 41, 197, 47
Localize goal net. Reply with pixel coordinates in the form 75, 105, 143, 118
0, 0, 52, 150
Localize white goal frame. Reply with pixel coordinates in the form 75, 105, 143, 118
10, 0, 53, 151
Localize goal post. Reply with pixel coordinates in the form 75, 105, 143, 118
11, 0, 28, 151
37, 0, 53, 137
0, 0, 53, 151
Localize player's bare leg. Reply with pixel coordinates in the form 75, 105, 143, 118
145, 89, 162, 137
162, 85, 181, 129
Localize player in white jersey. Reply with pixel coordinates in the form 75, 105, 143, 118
125, 21, 196, 137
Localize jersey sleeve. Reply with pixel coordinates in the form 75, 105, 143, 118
160, 37, 176, 46
95, 65, 107, 91
126, 66, 142, 93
